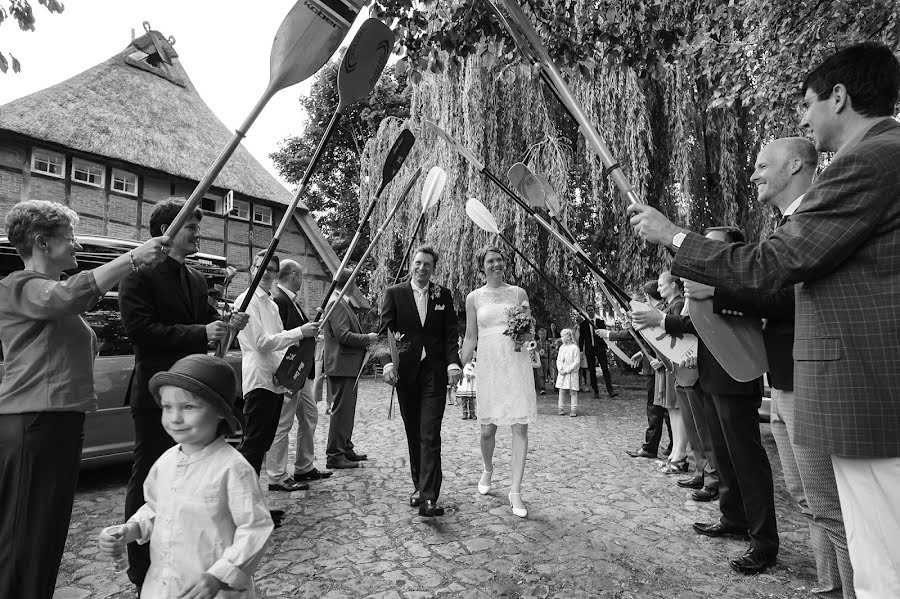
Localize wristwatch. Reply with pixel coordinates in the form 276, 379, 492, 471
672, 232, 686, 248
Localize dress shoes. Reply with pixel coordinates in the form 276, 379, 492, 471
608, 391, 619, 398
267, 477, 310, 492
677, 475, 704, 489
693, 520, 750, 540
326, 457, 359, 469
293, 468, 333, 482
729, 547, 777, 574
346, 451, 368, 461
625, 448, 656, 459
409, 492, 423, 508
418, 500, 444, 517
691, 487, 719, 502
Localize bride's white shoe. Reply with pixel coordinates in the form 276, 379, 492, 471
508, 492, 527, 518
477, 470, 492, 495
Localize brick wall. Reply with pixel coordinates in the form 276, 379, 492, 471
79, 215, 105, 236
227, 219, 250, 245
202, 239, 224, 256
301, 255, 327, 278
143, 176, 170, 202
279, 230, 307, 255
203, 215, 225, 240
0, 171, 22, 215
69, 184, 105, 216
29, 176, 65, 203
0, 144, 25, 169
108, 221, 137, 240
250, 225, 272, 248
108, 194, 137, 225
226, 244, 249, 269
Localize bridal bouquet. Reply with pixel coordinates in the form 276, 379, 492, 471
503, 302, 534, 352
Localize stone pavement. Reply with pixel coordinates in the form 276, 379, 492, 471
56, 375, 823, 599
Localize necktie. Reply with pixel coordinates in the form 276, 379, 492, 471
413, 285, 427, 360
179, 265, 192, 310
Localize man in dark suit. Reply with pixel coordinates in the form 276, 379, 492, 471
265, 259, 332, 490
119, 197, 248, 589
629, 42, 900, 595
577, 303, 617, 398
379, 246, 462, 517
324, 268, 377, 469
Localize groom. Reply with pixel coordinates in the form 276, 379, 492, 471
379, 245, 462, 517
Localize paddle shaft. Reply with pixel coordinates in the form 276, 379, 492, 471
392, 211, 428, 285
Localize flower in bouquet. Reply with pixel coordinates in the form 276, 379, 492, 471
503, 302, 535, 352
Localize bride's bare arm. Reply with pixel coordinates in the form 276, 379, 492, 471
460, 292, 478, 365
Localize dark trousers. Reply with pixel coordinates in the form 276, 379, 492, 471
642, 375, 671, 454
125, 407, 175, 585
397, 359, 446, 502
238, 388, 284, 475
0, 412, 84, 599
326, 376, 358, 462
585, 349, 614, 394
678, 384, 719, 490
707, 392, 779, 553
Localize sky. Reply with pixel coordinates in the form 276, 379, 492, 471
0, 0, 367, 189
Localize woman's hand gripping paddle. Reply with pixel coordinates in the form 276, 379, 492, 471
392, 166, 447, 285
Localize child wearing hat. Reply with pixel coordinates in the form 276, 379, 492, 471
98, 355, 273, 598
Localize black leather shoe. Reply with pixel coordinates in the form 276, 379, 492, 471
625, 448, 656, 458
293, 468, 333, 482
409, 492, 423, 508
729, 547, 777, 574
418, 500, 445, 517
693, 520, 749, 540
270, 509, 285, 529
346, 451, 368, 461
267, 477, 310, 492
691, 487, 719, 502
677, 475, 704, 489
326, 457, 359, 469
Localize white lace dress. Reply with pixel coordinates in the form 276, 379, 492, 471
470, 285, 537, 426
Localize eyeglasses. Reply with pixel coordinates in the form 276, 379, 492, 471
253, 264, 278, 274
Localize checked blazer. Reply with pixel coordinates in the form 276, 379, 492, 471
672, 118, 900, 458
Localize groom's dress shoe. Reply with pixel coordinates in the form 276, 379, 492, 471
409, 493, 423, 508
729, 547, 777, 574
346, 451, 368, 461
677, 475, 704, 489
693, 520, 750, 540
326, 457, 359, 469
691, 487, 719, 502
418, 500, 444, 517
625, 448, 656, 458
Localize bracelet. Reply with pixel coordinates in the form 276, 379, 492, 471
129, 251, 138, 272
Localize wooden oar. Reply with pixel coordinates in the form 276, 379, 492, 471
164, 0, 369, 238
392, 166, 447, 285
219, 18, 393, 359
464, 198, 589, 322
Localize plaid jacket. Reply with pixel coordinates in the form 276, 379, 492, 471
672, 118, 900, 458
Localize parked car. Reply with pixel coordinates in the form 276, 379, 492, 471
0, 235, 243, 468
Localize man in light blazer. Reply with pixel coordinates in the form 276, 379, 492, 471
629, 42, 900, 597
324, 268, 377, 469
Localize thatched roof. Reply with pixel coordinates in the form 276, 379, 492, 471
0, 28, 297, 207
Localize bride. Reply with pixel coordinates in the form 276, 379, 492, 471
460, 245, 537, 518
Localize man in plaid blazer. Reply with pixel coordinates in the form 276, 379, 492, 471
628, 42, 900, 597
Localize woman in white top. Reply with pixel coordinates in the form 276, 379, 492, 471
460, 245, 537, 518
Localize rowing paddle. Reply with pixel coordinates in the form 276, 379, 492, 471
165, 0, 369, 239
392, 166, 447, 284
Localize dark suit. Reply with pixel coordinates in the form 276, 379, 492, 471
578, 316, 614, 395
664, 311, 777, 553
323, 297, 368, 463
271, 286, 313, 380
379, 281, 461, 502
673, 119, 900, 458
118, 256, 218, 586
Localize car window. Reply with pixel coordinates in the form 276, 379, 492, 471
83, 295, 134, 356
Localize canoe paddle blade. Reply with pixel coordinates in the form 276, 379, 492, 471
377, 128, 416, 196
534, 172, 563, 216
423, 120, 485, 171
465, 198, 501, 235
421, 166, 448, 211
269, 0, 368, 92
337, 18, 394, 112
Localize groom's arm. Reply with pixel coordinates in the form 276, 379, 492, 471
378, 288, 398, 368
442, 287, 462, 370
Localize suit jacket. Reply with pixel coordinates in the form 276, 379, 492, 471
578, 317, 607, 356
271, 285, 314, 380
119, 257, 218, 410
322, 297, 368, 377
378, 281, 461, 391
673, 118, 900, 458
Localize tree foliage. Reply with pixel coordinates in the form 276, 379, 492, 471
354, 0, 899, 321
270, 59, 410, 292
0, 0, 65, 73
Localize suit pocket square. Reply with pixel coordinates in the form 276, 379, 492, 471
434, 304, 445, 311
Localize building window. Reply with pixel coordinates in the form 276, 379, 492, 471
111, 169, 138, 196
229, 199, 250, 221
71, 159, 105, 187
201, 195, 222, 214
253, 205, 273, 226
31, 148, 65, 178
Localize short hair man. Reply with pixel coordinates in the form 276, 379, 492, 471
578, 303, 617, 398
266, 259, 333, 489
629, 42, 900, 595
119, 197, 249, 589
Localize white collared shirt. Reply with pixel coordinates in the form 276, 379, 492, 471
234, 287, 306, 394
782, 194, 805, 218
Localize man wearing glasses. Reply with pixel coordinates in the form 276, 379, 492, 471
234, 250, 319, 502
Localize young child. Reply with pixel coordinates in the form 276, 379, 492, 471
556, 328, 581, 417
457, 353, 477, 419
99, 355, 274, 598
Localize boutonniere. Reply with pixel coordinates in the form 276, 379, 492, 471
429, 283, 441, 301
392, 331, 405, 342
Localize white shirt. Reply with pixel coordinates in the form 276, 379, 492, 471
128, 437, 273, 598
782, 193, 805, 218
234, 287, 306, 394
